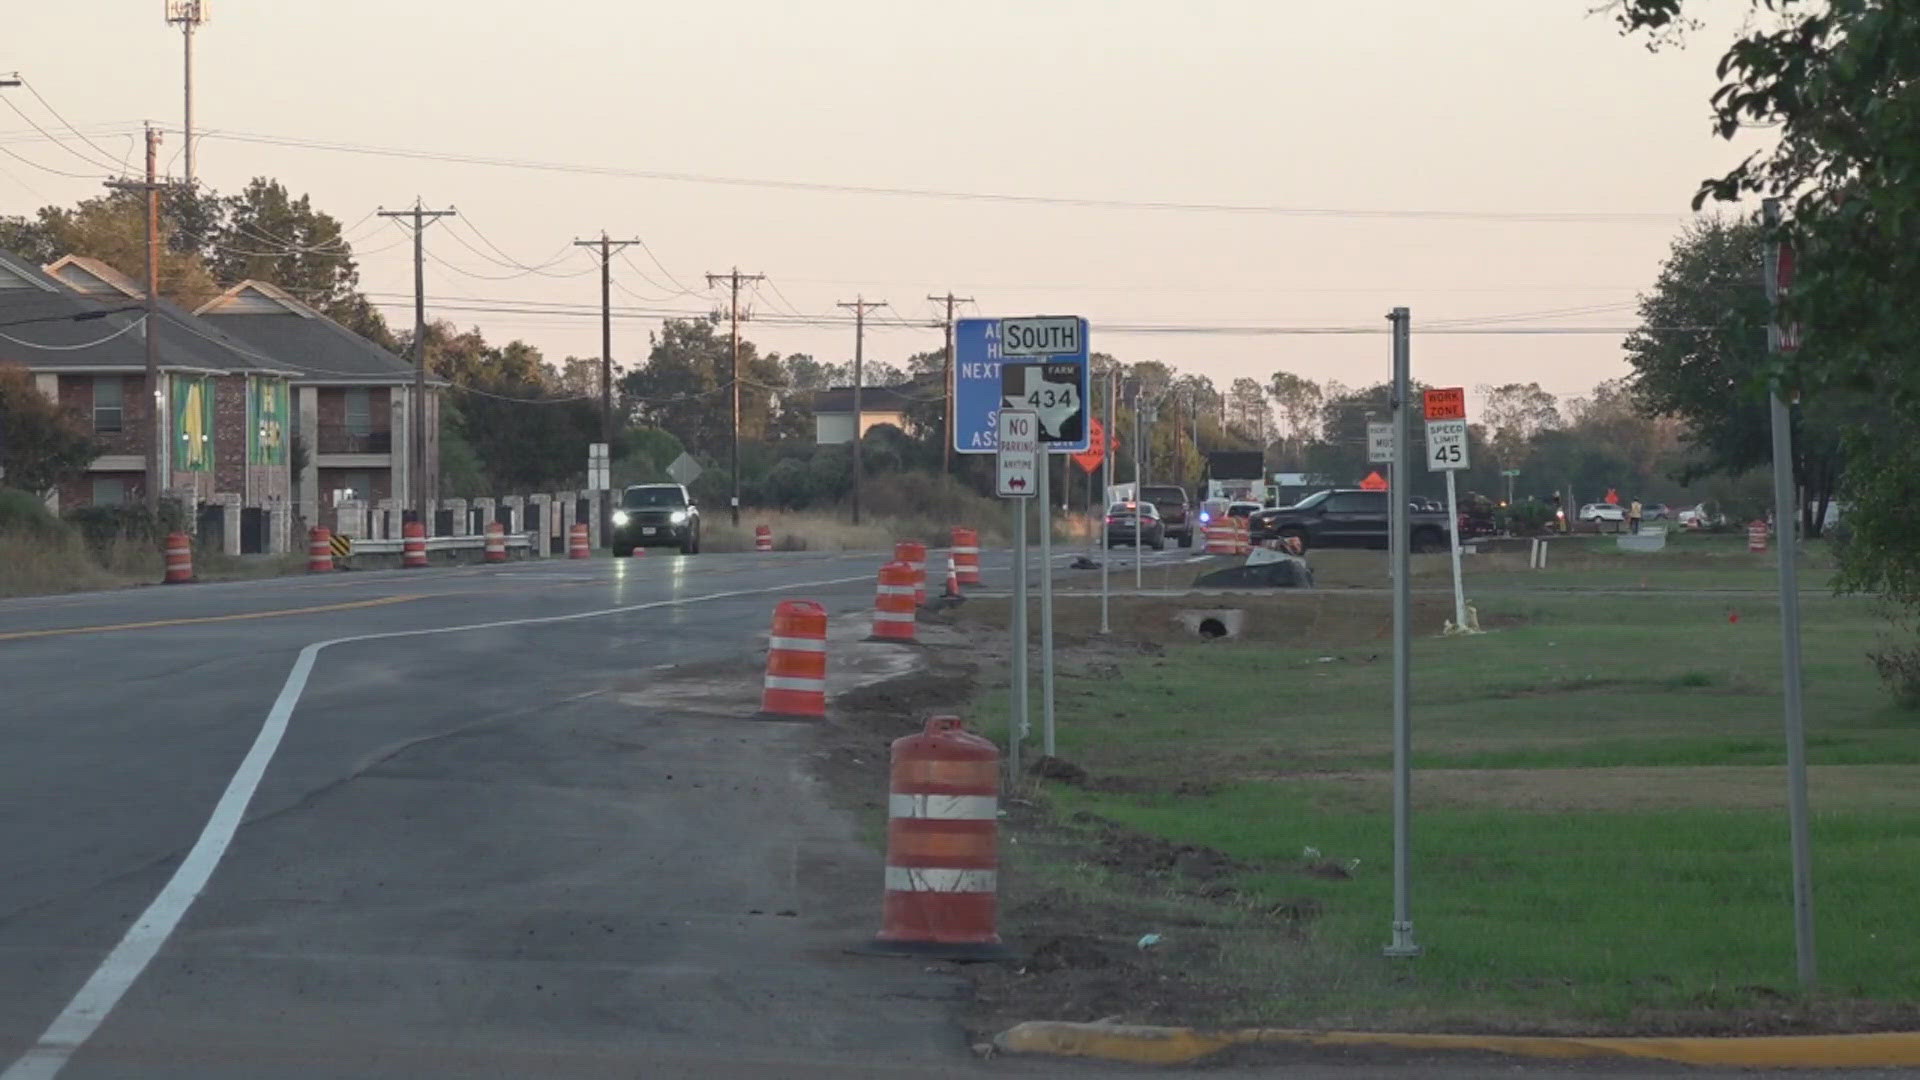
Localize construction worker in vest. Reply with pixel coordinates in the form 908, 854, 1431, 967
1628, 498, 1643, 534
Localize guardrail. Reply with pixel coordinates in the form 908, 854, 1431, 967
344, 533, 535, 556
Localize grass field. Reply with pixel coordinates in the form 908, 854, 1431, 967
969, 542, 1920, 1030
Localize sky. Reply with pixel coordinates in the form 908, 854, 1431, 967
1, 1, 1764, 415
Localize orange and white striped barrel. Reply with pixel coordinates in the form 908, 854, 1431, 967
1203, 519, 1236, 555
402, 521, 429, 568
162, 531, 193, 584
760, 599, 828, 719
943, 554, 961, 598
568, 522, 590, 560
870, 560, 918, 642
307, 527, 334, 573
865, 715, 1008, 959
894, 540, 927, 606
755, 524, 773, 552
1748, 520, 1769, 553
484, 521, 507, 563
950, 527, 981, 585
1234, 517, 1253, 556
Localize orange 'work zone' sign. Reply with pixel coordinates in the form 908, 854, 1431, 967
1073, 417, 1108, 474
1605, 489, 1620, 505
1423, 387, 1466, 421
1359, 471, 1388, 491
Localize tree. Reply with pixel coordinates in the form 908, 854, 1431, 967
1623, 217, 1848, 536
33, 192, 222, 305
618, 317, 782, 457
0, 366, 97, 495
1478, 382, 1562, 471
1227, 377, 1272, 444
1267, 371, 1324, 454
410, 321, 595, 490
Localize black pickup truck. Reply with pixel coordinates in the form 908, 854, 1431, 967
1138, 485, 1194, 547
1250, 489, 1453, 553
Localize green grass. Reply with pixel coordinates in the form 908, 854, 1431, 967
995, 564, 1920, 1027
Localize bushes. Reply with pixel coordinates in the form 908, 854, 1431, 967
0, 488, 64, 540
63, 501, 187, 554
1869, 636, 1920, 710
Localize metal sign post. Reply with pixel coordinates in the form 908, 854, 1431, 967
1100, 368, 1115, 634
1763, 197, 1816, 988
1384, 307, 1421, 959
1037, 456, 1056, 756
1423, 391, 1471, 633
998, 408, 1038, 782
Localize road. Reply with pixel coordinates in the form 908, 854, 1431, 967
0, 548, 1901, 1080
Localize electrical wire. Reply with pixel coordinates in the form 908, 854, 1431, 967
190, 127, 1685, 224
0, 88, 122, 172
616, 249, 705, 299
446, 216, 594, 277
0, 315, 147, 351
635, 237, 696, 293
0, 141, 106, 180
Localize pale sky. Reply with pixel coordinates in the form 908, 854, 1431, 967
3, 1, 1761, 413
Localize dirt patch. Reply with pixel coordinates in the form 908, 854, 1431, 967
953, 591, 1465, 648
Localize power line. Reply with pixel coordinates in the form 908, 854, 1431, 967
190, 126, 1685, 224
0, 315, 147, 350
11, 77, 127, 171
0, 86, 121, 173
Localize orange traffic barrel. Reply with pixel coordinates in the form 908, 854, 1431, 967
894, 540, 927, 606
1203, 518, 1235, 555
568, 522, 590, 560
755, 524, 773, 552
1234, 517, 1253, 556
308, 527, 334, 573
760, 599, 828, 719
162, 531, 193, 584
402, 521, 428, 568
869, 560, 918, 642
484, 521, 507, 563
862, 715, 1008, 959
950, 527, 980, 585
1748, 520, 1769, 553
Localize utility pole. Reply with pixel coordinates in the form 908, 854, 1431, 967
927, 292, 973, 481
836, 296, 888, 525
709, 268, 765, 526
106, 126, 176, 512
576, 234, 640, 541
377, 200, 455, 531
164, 2, 208, 186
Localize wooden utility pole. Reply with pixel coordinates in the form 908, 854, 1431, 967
376, 200, 455, 531
707, 268, 765, 526
106, 125, 173, 511
577, 234, 640, 541
926, 292, 972, 482
835, 296, 887, 525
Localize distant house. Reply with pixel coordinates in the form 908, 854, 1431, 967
195, 280, 443, 532
810, 378, 936, 445
1, 251, 300, 550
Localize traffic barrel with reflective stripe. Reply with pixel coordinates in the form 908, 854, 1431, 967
894, 540, 927, 606
484, 521, 507, 563
568, 522, 590, 560
870, 560, 918, 642
863, 715, 1008, 959
1234, 517, 1253, 556
755, 524, 773, 552
162, 531, 193, 584
760, 599, 828, 719
950, 527, 981, 585
1203, 519, 1235, 555
402, 521, 428, 568
1748, 520, 1769, 553
307, 527, 334, 573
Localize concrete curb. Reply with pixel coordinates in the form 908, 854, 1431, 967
993, 1020, 1920, 1069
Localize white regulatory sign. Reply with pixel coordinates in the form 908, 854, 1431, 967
1367, 421, 1394, 464
999, 317, 1083, 357
1426, 419, 1469, 472
996, 409, 1039, 498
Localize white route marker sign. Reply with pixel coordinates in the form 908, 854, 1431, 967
1426, 419, 1469, 472
996, 409, 1039, 498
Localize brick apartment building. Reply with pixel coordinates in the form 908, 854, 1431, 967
196, 280, 441, 532
2, 251, 300, 550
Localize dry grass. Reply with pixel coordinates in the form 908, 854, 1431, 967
0, 533, 142, 597
1273, 765, 1920, 813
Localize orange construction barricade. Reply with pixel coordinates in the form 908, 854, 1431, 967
568, 522, 590, 560
484, 521, 507, 563
870, 560, 918, 642
402, 521, 428, 568
760, 599, 828, 719
308, 527, 334, 573
895, 540, 927, 606
755, 524, 773, 552
162, 531, 193, 584
950, 527, 981, 585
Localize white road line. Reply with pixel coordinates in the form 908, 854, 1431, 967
0, 571, 871, 1080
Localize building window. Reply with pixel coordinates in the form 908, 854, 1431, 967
93, 377, 123, 433
92, 477, 126, 506
344, 388, 371, 436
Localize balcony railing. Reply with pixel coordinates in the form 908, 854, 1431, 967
316, 424, 393, 455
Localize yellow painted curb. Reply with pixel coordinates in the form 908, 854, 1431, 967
994, 1021, 1920, 1069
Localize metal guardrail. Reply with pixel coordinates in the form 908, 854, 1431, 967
344, 533, 534, 555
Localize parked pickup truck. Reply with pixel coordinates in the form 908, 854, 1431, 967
1138, 485, 1194, 548
1250, 489, 1453, 553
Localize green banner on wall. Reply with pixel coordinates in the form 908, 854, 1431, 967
170, 374, 214, 472
249, 378, 287, 465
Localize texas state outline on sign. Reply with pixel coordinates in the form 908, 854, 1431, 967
1001, 363, 1084, 443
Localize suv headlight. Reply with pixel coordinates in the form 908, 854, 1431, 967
670, 510, 688, 524
612, 511, 630, 526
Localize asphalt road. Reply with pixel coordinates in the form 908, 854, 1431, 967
0, 548, 1903, 1080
